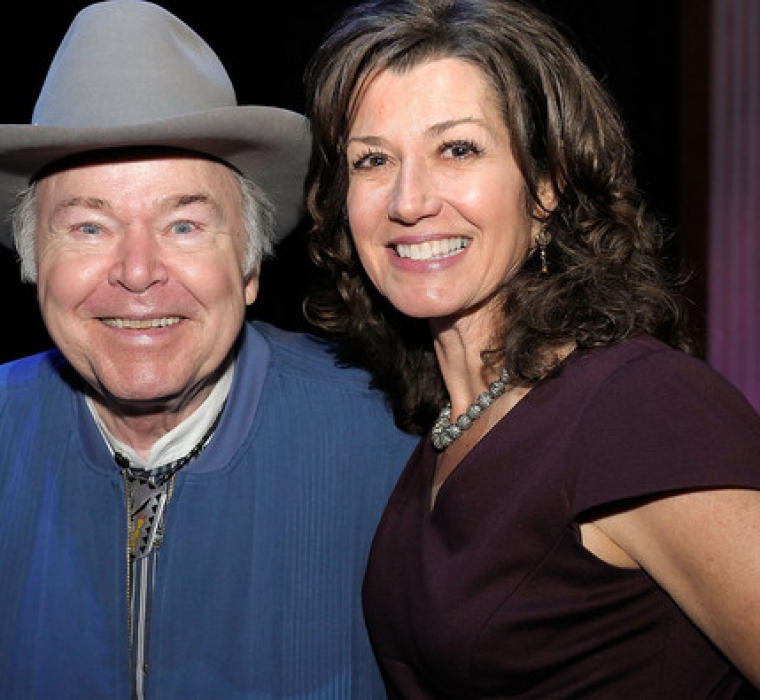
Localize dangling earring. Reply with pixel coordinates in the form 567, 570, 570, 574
535, 227, 551, 275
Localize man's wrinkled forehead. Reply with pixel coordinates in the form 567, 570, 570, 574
31, 146, 237, 186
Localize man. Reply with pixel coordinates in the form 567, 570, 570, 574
0, 3, 416, 698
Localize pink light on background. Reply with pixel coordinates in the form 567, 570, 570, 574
708, 0, 760, 410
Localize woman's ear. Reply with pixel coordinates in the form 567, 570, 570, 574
535, 177, 559, 216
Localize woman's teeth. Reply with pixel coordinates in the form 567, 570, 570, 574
395, 237, 468, 261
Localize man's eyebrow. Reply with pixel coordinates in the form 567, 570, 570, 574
160, 193, 222, 214
51, 193, 224, 219
54, 196, 109, 212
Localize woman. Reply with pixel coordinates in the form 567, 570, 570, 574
303, 0, 760, 696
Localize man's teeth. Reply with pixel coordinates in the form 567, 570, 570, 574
395, 237, 469, 261
101, 317, 181, 329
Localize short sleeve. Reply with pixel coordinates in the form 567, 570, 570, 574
568, 346, 760, 517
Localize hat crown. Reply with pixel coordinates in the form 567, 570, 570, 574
0, 0, 311, 250
33, 0, 237, 128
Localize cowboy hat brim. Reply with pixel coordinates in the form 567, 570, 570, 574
0, 106, 311, 249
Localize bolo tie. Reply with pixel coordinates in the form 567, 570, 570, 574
115, 404, 225, 699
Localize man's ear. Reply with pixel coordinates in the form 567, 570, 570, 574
244, 267, 260, 306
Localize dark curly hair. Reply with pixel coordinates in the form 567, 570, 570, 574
303, 0, 694, 435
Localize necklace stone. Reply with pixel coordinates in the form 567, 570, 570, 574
432, 368, 510, 451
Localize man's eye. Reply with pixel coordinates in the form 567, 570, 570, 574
80, 223, 101, 235
172, 221, 195, 235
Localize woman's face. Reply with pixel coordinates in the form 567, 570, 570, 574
345, 57, 538, 324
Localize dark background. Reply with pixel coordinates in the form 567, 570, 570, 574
0, 0, 684, 363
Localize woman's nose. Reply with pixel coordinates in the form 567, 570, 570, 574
387, 161, 441, 224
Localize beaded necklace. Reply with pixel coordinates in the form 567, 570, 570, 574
431, 368, 509, 451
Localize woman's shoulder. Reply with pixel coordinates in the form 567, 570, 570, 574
568, 335, 720, 390
553, 334, 760, 458
561, 335, 760, 513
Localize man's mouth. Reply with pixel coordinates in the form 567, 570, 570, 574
100, 316, 182, 329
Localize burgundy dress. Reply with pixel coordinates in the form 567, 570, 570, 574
363, 336, 760, 698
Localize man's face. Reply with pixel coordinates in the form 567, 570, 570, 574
34, 153, 259, 418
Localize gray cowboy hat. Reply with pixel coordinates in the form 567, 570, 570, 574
0, 0, 311, 249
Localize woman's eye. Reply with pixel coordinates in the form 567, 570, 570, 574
352, 150, 387, 170
444, 140, 482, 159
